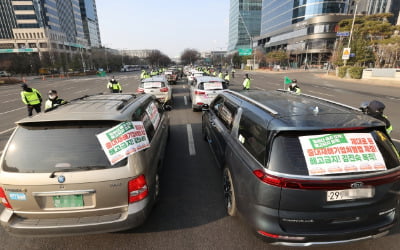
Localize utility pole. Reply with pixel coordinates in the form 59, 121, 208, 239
343, 0, 359, 66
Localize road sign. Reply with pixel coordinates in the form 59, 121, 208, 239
342, 48, 351, 60
0, 48, 38, 53
238, 48, 252, 56
336, 31, 350, 37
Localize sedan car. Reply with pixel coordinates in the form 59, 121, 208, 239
202, 89, 400, 246
189, 76, 228, 111
137, 76, 173, 104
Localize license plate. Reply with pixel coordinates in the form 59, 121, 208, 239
326, 188, 374, 202
53, 194, 84, 208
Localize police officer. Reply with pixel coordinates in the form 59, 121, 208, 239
366, 100, 393, 134
45, 90, 66, 112
107, 77, 122, 93
224, 71, 230, 84
218, 71, 223, 79
242, 74, 251, 90
20, 83, 42, 117
289, 79, 301, 94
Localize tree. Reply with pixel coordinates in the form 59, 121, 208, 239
146, 50, 171, 67
180, 49, 200, 65
265, 51, 288, 66
338, 13, 398, 67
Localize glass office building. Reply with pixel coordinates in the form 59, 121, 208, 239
0, 0, 96, 56
257, 0, 350, 67
79, 0, 101, 47
228, 0, 262, 52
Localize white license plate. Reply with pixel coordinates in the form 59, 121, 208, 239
326, 188, 374, 202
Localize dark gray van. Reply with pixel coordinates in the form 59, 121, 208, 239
202, 90, 400, 246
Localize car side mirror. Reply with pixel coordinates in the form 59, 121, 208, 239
163, 104, 172, 111
202, 104, 209, 112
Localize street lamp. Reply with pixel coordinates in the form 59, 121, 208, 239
238, 12, 255, 70
344, 0, 359, 65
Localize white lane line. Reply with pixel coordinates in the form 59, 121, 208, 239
184, 96, 188, 105
255, 87, 265, 91
74, 89, 90, 94
186, 124, 196, 156
0, 127, 16, 135
0, 107, 25, 115
1, 99, 18, 104
307, 90, 335, 97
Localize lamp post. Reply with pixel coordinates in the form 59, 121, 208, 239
344, 0, 359, 66
239, 12, 255, 70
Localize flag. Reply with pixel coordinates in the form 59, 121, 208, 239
284, 76, 292, 84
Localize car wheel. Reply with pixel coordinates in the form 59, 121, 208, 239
223, 168, 237, 216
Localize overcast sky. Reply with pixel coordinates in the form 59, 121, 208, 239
96, 0, 230, 58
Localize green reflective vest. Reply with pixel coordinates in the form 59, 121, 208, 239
21, 88, 42, 105
243, 78, 251, 89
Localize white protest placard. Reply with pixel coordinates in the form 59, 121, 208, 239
299, 133, 386, 176
96, 121, 150, 165
204, 82, 223, 90
146, 102, 160, 129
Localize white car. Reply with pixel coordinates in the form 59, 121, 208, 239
189, 76, 228, 111
0, 71, 12, 77
137, 76, 173, 104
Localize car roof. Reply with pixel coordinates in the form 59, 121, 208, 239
16, 93, 151, 124
195, 76, 224, 82
223, 90, 386, 131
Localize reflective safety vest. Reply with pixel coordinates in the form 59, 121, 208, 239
383, 115, 393, 134
242, 78, 251, 89
21, 88, 42, 105
218, 73, 223, 79
107, 81, 122, 92
224, 74, 230, 81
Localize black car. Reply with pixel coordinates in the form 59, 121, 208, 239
202, 89, 400, 246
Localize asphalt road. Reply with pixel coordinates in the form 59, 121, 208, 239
0, 71, 400, 249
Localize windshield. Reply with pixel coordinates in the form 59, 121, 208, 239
2, 123, 127, 173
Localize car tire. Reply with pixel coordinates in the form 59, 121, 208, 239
223, 167, 237, 216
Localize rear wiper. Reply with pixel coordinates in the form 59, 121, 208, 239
49, 166, 108, 178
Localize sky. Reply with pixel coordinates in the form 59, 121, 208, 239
96, 0, 230, 58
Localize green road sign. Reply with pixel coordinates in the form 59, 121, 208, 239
238, 48, 252, 56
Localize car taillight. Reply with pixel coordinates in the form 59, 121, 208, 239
253, 169, 400, 190
136, 88, 144, 93
195, 90, 205, 95
128, 175, 148, 203
0, 187, 12, 209
160, 87, 168, 92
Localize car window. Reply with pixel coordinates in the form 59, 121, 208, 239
267, 130, 400, 176
2, 122, 127, 173
141, 81, 165, 88
132, 100, 163, 141
198, 81, 228, 90
211, 97, 237, 131
238, 112, 267, 164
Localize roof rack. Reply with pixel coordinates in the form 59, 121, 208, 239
225, 90, 279, 115
277, 89, 361, 112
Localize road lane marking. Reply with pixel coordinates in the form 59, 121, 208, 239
0, 107, 25, 115
0, 127, 16, 135
1, 99, 18, 104
307, 90, 334, 97
74, 89, 90, 94
255, 87, 265, 91
187, 124, 196, 156
184, 96, 188, 105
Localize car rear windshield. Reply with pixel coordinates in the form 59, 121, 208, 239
140, 81, 165, 89
198, 81, 228, 90
267, 130, 400, 176
2, 122, 127, 173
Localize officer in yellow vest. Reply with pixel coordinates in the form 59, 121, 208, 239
242, 74, 251, 90
20, 83, 42, 117
107, 77, 122, 93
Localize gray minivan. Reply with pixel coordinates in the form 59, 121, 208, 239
0, 93, 169, 236
202, 90, 400, 246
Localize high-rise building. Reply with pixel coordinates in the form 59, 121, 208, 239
228, 0, 262, 53
0, 0, 100, 61
256, 0, 350, 67
349, 0, 400, 25
79, 0, 101, 48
